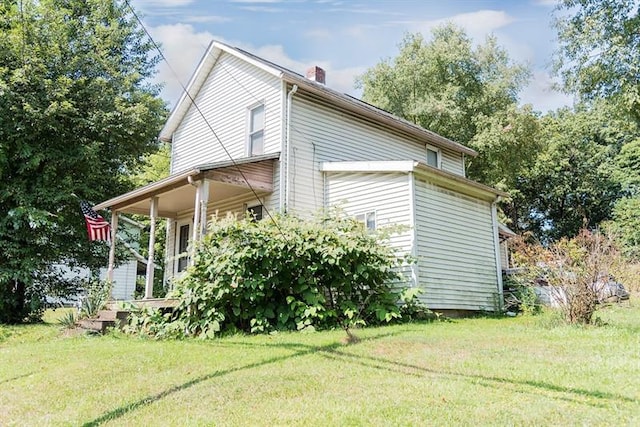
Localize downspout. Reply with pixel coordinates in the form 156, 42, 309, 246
284, 84, 298, 212
491, 195, 504, 312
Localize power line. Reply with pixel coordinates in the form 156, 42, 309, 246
122, 0, 287, 238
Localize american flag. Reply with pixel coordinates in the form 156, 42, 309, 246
80, 201, 111, 241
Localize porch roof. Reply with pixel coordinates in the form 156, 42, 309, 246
95, 153, 279, 218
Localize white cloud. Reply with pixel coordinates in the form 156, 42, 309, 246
134, 0, 194, 7
149, 22, 364, 106
519, 70, 573, 112
149, 24, 215, 104
400, 10, 515, 41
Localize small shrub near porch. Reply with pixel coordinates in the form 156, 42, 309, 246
127, 212, 418, 338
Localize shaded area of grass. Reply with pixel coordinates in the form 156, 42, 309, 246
1, 302, 639, 426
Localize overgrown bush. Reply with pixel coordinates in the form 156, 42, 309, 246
128, 212, 413, 338
502, 272, 541, 315
512, 230, 622, 324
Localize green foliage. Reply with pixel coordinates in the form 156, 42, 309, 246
397, 287, 438, 321
0, 0, 166, 323
357, 26, 530, 148
607, 196, 640, 260
516, 104, 635, 241
503, 273, 541, 316
554, 0, 640, 121
57, 310, 78, 329
128, 212, 410, 338
78, 279, 110, 319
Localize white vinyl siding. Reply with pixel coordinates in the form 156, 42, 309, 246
441, 147, 465, 176
171, 52, 282, 174
103, 261, 137, 300
414, 178, 499, 311
324, 172, 414, 284
288, 94, 466, 215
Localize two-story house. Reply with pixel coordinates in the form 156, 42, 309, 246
95, 40, 508, 313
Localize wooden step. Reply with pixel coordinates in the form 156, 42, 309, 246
96, 310, 130, 323
78, 318, 115, 333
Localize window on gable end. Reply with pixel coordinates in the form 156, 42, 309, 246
426, 144, 441, 169
248, 103, 265, 156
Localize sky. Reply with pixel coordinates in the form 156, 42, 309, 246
131, 0, 574, 113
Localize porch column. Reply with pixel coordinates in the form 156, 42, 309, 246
144, 196, 158, 299
190, 179, 210, 266
191, 180, 202, 245
199, 179, 210, 238
107, 211, 119, 298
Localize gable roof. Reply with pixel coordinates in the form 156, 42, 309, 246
159, 40, 478, 157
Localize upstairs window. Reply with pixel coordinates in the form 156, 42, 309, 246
248, 103, 265, 156
426, 144, 441, 169
355, 211, 376, 232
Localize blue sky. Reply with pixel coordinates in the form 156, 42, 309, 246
132, 0, 573, 112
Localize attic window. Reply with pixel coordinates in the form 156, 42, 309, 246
248, 103, 265, 156
426, 144, 441, 168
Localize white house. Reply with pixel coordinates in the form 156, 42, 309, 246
95, 41, 508, 312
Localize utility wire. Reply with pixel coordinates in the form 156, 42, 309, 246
122, 0, 287, 238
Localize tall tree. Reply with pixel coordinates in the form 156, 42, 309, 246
554, 0, 640, 120
357, 25, 530, 152
357, 25, 538, 232
519, 102, 637, 241
0, 0, 166, 323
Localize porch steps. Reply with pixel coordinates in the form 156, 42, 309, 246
78, 309, 130, 334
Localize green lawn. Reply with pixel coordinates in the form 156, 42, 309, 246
1, 303, 639, 426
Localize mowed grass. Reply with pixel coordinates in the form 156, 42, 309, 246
1, 303, 639, 426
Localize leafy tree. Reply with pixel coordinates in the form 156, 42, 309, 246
356, 25, 539, 230
518, 104, 635, 241
554, 0, 640, 120
0, 0, 166, 323
357, 25, 530, 160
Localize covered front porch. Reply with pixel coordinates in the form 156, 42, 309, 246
94, 153, 279, 300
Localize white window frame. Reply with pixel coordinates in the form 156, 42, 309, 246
426, 144, 442, 169
354, 210, 376, 232
247, 102, 265, 156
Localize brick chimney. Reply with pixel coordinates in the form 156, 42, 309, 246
306, 66, 326, 84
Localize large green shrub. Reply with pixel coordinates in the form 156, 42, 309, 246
131, 212, 411, 338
